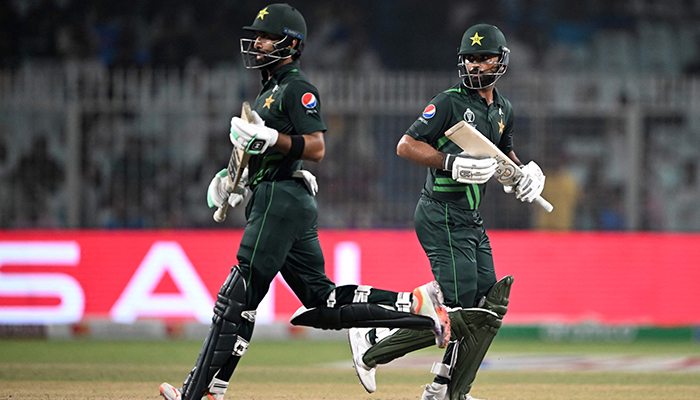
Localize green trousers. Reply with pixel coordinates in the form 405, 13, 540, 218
217, 179, 399, 382
414, 195, 496, 308
237, 180, 334, 310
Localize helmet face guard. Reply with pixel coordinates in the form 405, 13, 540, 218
458, 47, 509, 89
240, 4, 307, 70
240, 35, 298, 69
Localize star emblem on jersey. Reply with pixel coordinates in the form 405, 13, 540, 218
263, 94, 275, 109
498, 118, 504, 133
470, 32, 484, 46
257, 7, 269, 20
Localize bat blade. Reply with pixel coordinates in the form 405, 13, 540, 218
445, 121, 553, 213
214, 101, 254, 222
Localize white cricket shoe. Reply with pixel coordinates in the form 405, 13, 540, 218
421, 382, 447, 400
412, 281, 451, 348
420, 383, 484, 400
159, 382, 225, 400
348, 327, 377, 393
159, 383, 182, 400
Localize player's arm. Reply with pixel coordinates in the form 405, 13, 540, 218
398, 134, 496, 184
272, 131, 325, 162
231, 113, 325, 160
397, 134, 445, 169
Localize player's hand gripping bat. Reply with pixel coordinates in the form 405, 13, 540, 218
213, 101, 253, 222
445, 121, 554, 213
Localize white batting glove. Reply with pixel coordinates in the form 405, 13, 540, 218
230, 110, 279, 155
292, 169, 318, 196
444, 153, 498, 184
513, 161, 545, 203
207, 168, 249, 209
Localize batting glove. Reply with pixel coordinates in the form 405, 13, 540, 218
230, 111, 279, 155
292, 169, 318, 196
207, 168, 249, 209
444, 152, 498, 185
514, 161, 545, 203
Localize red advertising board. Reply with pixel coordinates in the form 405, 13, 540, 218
1, 230, 699, 326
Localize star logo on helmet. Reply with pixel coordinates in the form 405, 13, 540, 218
470, 32, 484, 46
257, 7, 269, 20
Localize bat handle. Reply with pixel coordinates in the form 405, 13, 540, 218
534, 196, 554, 213
214, 203, 229, 222
213, 178, 236, 223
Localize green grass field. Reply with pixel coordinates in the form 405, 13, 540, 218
1, 336, 699, 399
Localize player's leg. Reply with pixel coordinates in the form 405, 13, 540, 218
160, 265, 249, 400
348, 199, 494, 394
161, 182, 299, 400
422, 225, 496, 395
421, 229, 509, 400
353, 303, 508, 399
474, 232, 497, 308
415, 198, 486, 309
210, 181, 310, 384
344, 197, 456, 393
279, 183, 447, 339
281, 223, 445, 336
282, 234, 448, 393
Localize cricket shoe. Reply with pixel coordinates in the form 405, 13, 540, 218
159, 382, 225, 400
348, 327, 376, 393
420, 383, 484, 400
421, 382, 447, 400
412, 281, 450, 348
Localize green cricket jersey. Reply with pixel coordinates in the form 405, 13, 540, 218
406, 84, 514, 210
248, 60, 327, 187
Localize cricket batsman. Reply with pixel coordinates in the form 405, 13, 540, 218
159, 4, 451, 400
348, 24, 546, 400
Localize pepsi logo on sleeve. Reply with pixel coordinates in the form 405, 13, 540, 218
422, 104, 436, 119
301, 93, 317, 109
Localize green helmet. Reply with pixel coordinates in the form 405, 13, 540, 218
240, 4, 307, 69
457, 24, 510, 89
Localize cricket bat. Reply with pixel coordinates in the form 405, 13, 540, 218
213, 101, 253, 222
444, 121, 554, 213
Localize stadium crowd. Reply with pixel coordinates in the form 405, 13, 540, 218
2, 0, 700, 231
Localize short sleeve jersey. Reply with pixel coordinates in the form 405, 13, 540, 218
406, 84, 514, 210
248, 60, 327, 187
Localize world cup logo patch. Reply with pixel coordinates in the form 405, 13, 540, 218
464, 108, 475, 123
301, 92, 317, 109
422, 104, 436, 119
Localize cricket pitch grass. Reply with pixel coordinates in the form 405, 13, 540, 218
1, 336, 699, 399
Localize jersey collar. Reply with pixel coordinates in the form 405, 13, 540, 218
262, 60, 300, 85
464, 86, 505, 107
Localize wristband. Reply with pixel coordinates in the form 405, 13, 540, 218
288, 134, 305, 160
442, 154, 456, 171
